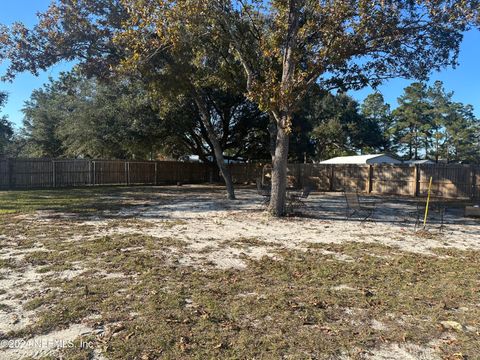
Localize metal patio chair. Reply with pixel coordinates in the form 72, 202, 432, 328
426, 190, 446, 231
404, 191, 445, 231
286, 185, 312, 213
403, 199, 422, 229
344, 190, 376, 222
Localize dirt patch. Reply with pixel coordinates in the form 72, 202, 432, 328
367, 343, 441, 360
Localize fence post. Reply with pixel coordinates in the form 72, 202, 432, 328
6, 158, 13, 189
5, 158, 9, 189
367, 165, 373, 193
471, 166, 477, 199
125, 161, 130, 185
329, 165, 334, 191
92, 161, 96, 186
154, 162, 158, 185
88, 161, 92, 185
413, 164, 420, 197
52, 160, 56, 188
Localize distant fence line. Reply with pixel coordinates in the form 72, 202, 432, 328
0, 158, 479, 199
0, 158, 214, 188
0, 158, 261, 189
276, 163, 480, 199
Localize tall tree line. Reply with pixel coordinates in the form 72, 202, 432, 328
362, 82, 480, 163
15, 74, 479, 164
14, 73, 389, 162
16, 72, 272, 162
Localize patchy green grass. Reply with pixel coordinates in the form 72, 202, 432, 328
0, 257, 19, 270
161, 219, 188, 229
10, 233, 480, 359
0, 186, 162, 215
0, 209, 18, 215
222, 236, 274, 250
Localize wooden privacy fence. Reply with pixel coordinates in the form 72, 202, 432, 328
1, 158, 479, 199
263, 163, 480, 199
0, 158, 219, 189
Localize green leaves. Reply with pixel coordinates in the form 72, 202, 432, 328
391, 81, 479, 162
304, 90, 385, 160
21, 73, 163, 159
0, 91, 14, 155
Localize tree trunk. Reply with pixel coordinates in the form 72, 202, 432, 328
211, 138, 236, 200
267, 0, 299, 216
268, 120, 277, 161
269, 121, 290, 216
193, 93, 236, 200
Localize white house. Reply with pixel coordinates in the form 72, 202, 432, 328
320, 154, 402, 165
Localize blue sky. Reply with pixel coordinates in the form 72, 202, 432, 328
1, 1, 479, 129
0, 0, 71, 129
350, 29, 480, 116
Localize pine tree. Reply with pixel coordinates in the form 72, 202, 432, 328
442, 103, 479, 163
361, 93, 393, 152
392, 83, 433, 160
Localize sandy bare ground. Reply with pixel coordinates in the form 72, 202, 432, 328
95, 187, 480, 269
0, 185, 478, 359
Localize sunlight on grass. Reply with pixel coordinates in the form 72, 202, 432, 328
0, 209, 17, 214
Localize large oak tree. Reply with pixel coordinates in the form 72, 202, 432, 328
117, 0, 479, 214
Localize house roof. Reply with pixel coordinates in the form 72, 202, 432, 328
403, 159, 434, 164
319, 154, 398, 164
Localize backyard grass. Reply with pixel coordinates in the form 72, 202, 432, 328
0, 188, 479, 359
0, 187, 163, 215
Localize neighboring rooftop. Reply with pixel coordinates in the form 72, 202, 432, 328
319, 154, 402, 165
403, 159, 435, 164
